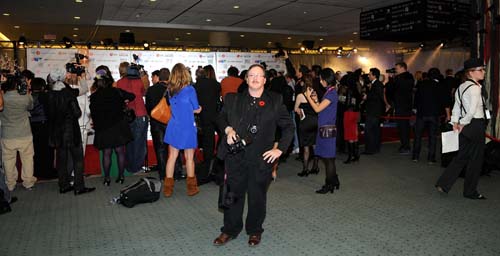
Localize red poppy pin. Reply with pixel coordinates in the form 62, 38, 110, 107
258, 100, 266, 107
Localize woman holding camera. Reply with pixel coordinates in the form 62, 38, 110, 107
163, 63, 202, 197
304, 68, 339, 194
90, 69, 135, 186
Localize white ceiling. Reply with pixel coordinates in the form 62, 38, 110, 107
0, 0, 415, 49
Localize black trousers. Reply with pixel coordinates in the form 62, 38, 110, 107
412, 116, 439, 161
57, 144, 85, 190
30, 121, 56, 178
364, 116, 381, 153
198, 119, 216, 179
222, 157, 272, 237
150, 122, 167, 180
436, 120, 485, 196
396, 114, 411, 150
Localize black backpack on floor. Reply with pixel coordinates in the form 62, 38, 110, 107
119, 177, 161, 208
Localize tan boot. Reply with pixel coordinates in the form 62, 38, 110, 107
186, 176, 199, 196
163, 177, 174, 197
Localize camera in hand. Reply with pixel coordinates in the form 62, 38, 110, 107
127, 54, 146, 78
274, 42, 286, 58
65, 53, 87, 76
227, 135, 252, 154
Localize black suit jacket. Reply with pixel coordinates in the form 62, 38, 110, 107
365, 80, 385, 117
216, 90, 294, 169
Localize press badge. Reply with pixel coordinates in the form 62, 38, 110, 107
485, 110, 491, 119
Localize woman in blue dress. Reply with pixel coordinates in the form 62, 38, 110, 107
304, 68, 339, 194
163, 63, 202, 197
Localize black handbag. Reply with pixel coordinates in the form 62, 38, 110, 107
123, 107, 136, 123
218, 173, 237, 210
319, 125, 337, 138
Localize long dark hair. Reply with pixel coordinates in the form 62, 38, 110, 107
320, 68, 336, 87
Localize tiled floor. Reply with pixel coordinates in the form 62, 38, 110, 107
1, 143, 499, 256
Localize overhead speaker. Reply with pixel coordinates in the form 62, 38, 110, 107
302, 40, 315, 50
119, 32, 135, 44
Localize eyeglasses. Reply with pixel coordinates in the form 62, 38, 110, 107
247, 74, 265, 78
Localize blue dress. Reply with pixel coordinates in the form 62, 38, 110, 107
315, 87, 338, 158
164, 85, 199, 149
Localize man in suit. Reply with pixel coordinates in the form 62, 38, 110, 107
363, 68, 385, 154
393, 62, 415, 154
213, 64, 294, 247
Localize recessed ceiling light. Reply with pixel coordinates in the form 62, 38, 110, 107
349, 39, 353, 43
398, 42, 402, 45
206, 18, 212, 22
73, 28, 79, 31
319, 26, 323, 29
233, 5, 239, 9
150, 0, 157, 2
125, 29, 130, 32
3, 13, 10, 16
267, 41, 272, 44
353, 32, 358, 34
14, 25, 20, 29
186, 32, 191, 35
152, 42, 157, 45
73, 34, 78, 37
240, 34, 245, 38
74, 16, 81, 19
319, 38, 324, 41
135, 14, 141, 18
175, 37, 180, 41
303, 11, 307, 14
75, 0, 83, 3
266, 22, 271, 26
287, 37, 292, 40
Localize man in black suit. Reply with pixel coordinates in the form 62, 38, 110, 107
363, 68, 385, 154
393, 62, 415, 154
213, 64, 294, 247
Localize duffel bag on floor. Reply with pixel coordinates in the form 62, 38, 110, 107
119, 177, 161, 208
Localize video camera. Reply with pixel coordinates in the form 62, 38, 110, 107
274, 42, 286, 58
65, 53, 86, 76
14, 69, 28, 95
127, 54, 146, 78
386, 68, 396, 74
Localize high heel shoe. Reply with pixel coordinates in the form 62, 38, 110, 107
115, 176, 124, 184
315, 184, 334, 194
297, 169, 309, 177
333, 175, 340, 190
309, 167, 320, 175
103, 177, 111, 186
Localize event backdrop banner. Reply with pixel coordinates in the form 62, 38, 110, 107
26, 48, 284, 82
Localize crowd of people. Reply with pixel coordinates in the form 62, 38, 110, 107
0, 53, 490, 245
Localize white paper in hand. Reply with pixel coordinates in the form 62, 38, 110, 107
441, 131, 459, 153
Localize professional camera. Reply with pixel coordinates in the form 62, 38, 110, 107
227, 135, 253, 154
127, 54, 146, 78
386, 68, 396, 74
274, 43, 286, 58
65, 53, 86, 76
14, 69, 28, 95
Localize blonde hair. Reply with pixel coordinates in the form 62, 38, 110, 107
168, 63, 191, 96
119, 62, 129, 77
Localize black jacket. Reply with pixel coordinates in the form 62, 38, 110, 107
216, 90, 294, 169
145, 82, 168, 125
393, 71, 415, 115
365, 80, 385, 117
194, 78, 221, 123
47, 88, 82, 148
414, 79, 446, 117
90, 87, 135, 131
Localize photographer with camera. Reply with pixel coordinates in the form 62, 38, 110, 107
0, 74, 36, 191
213, 64, 294, 247
46, 69, 95, 195
117, 61, 148, 173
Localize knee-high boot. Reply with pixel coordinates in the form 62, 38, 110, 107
343, 143, 353, 164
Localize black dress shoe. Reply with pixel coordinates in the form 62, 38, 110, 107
10, 197, 18, 204
435, 185, 448, 194
308, 167, 320, 175
74, 187, 96, 195
103, 177, 111, 186
316, 184, 334, 194
59, 186, 74, 194
248, 234, 261, 247
115, 176, 124, 184
464, 193, 487, 200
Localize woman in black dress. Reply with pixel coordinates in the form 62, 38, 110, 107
90, 69, 135, 185
294, 74, 319, 176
